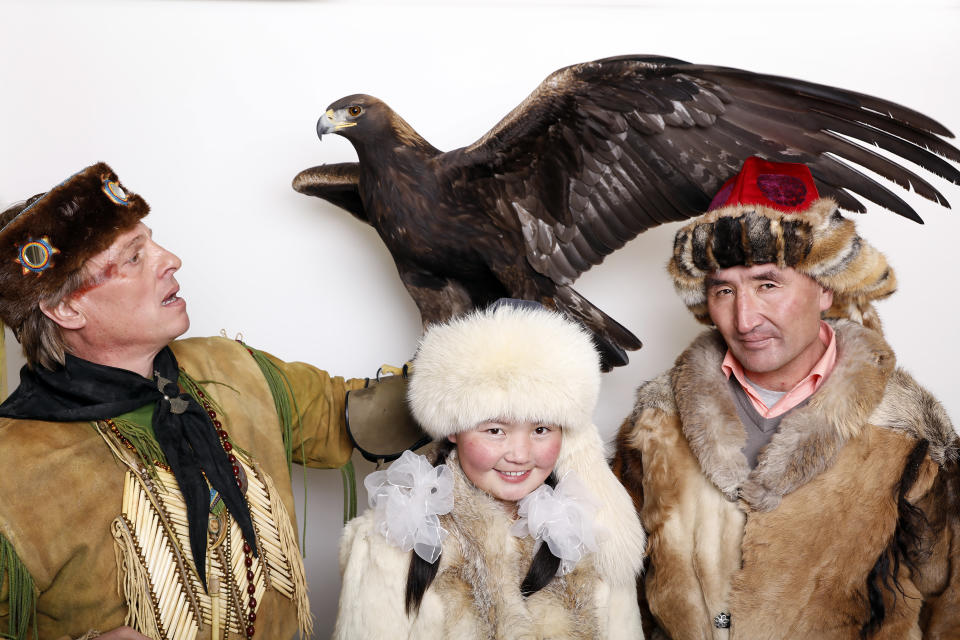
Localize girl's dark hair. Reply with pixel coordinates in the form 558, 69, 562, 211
404, 442, 563, 615
518, 470, 561, 597
404, 441, 453, 614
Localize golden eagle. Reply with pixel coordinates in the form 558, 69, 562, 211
293, 55, 958, 370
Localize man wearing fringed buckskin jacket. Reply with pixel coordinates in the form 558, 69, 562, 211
0, 163, 369, 640
613, 156, 960, 639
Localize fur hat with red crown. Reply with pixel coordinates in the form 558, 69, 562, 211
669, 156, 895, 333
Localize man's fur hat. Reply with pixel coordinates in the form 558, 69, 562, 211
669, 156, 896, 332
0, 162, 148, 330
407, 301, 645, 586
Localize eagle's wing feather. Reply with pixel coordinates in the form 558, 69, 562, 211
712, 90, 956, 207
292, 163, 368, 221
452, 55, 959, 285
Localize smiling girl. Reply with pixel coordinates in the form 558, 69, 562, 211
333, 302, 645, 639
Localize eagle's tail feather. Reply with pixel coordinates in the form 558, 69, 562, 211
548, 287, 641, 371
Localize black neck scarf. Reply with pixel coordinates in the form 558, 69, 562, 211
0, 347, 258, 588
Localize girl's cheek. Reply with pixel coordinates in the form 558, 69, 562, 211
539, 435, 563, 461
461, 440, 497, 468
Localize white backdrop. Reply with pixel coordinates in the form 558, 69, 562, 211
2, 0, 958, 636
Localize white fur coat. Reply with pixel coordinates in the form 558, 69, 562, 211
333, 450, 643, 639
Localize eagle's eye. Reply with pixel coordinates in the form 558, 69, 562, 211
348, 106, 363, 117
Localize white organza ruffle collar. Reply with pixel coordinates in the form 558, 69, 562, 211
510, 472, 602, 576
364, 449, 454, 563
366, 451, 601, 575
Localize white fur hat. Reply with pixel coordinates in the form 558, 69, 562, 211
408, 302, 600, 438
408, 302, 645, 586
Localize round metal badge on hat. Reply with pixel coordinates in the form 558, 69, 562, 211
15, 236, 60, 275
102, 178, 130, 205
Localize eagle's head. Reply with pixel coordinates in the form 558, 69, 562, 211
317, 94, 434, 153
317, 94, 386, 142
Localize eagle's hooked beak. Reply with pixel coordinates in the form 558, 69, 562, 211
317, 109, 336, 140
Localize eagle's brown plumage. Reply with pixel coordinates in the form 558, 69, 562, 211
293, 55, 959, 370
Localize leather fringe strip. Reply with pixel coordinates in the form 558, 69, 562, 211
254, 462, 312, 638
0, 532, 38, 640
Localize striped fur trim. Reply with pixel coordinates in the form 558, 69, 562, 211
669, 198, 896, 332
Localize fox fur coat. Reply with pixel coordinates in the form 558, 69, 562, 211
613, 319, 959, 640
333, 449, 643, 639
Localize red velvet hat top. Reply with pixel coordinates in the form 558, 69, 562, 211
707, 156, 820, 213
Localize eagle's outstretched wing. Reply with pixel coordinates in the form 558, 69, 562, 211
452, 55, 959, 286
292, 162, 367, 222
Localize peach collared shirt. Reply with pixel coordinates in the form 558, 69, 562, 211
721, 321, 837, 418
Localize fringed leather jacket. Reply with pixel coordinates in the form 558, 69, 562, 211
0, 337, 363, 640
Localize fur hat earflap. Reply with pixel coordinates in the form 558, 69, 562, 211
408, 302, 646, 585
669, 157, 896, 333
0, 162, 148, 330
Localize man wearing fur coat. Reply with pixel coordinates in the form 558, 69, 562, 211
613, 156, 959, 639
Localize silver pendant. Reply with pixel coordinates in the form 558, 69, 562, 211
714, 612, 731, 629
